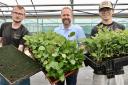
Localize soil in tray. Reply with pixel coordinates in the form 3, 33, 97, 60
0, 45, 41, 83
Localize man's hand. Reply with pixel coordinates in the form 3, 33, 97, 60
0, 37, 3, 47
18, 45, 24, 52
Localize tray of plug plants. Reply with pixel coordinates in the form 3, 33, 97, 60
0, 45, 41, 84
23, 32, 84, 84
83, 26, 128, 77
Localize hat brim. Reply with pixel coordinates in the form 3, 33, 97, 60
99, 7, 113, 11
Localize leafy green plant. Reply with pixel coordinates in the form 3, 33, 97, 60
84, 25, 128, 61
24, 32, 84, 81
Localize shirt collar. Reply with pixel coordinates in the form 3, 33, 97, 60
61, 24, 72, 30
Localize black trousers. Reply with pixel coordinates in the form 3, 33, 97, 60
56, 71, 78, 85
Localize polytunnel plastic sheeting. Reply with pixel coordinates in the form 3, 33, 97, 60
0, 0, 128, 16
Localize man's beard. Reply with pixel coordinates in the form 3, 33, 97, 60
13, 17, 22, 23
13, 20, 22, 23
62, 19, 71, 25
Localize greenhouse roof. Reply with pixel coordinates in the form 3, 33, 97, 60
0, 0, 128, 17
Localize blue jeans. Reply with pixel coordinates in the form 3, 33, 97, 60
0, 75, 30, 85
56, 71, 78, 85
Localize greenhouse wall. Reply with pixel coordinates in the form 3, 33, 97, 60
0, 18, 128, 36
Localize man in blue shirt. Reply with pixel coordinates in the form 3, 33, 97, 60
54, 7, 85, 85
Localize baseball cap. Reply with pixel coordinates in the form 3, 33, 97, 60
99, 1, 113, 10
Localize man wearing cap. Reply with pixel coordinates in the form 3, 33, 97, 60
91, 1, 125, 85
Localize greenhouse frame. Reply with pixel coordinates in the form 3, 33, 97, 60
0, 0, 128, 85
0, 0, 128, 35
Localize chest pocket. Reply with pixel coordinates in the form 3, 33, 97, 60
68, 32, 76, 41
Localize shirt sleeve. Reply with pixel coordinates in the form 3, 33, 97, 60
91, 26, 98, 37
54, 27, 59, 33
120, 24, 125, 30
0, 23, 5, 37
19, 27, 30, 45
76, 25, 86, 39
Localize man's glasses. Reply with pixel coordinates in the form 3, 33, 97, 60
12, 12, 24, 16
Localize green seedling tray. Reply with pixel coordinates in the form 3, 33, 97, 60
0, 45, 41, 84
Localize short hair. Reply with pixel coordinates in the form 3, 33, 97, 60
61, 7, 73, 15
13, 5, 25, 11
